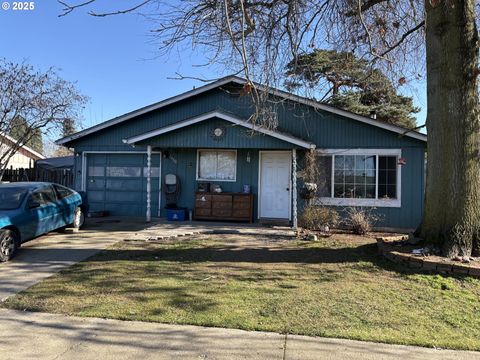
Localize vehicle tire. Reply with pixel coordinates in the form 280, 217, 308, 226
72, 207, 85, 229
0, 229, 18, 262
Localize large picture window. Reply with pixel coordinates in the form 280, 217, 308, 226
316, 149, 401, 207
197, 150, 237, 181
334, 155, 376, 199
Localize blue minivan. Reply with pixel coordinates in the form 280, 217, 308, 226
0, 182, 86, 262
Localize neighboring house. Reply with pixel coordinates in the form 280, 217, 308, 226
56, 76, 427, 229
0, 133, 45, 169
36, 155, 74, 171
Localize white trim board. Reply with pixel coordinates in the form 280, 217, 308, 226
56, 76, 426, 145
317, 148, 402, 156
123, 110, 316, 149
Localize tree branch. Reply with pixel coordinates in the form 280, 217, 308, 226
88, 0, 151, 17
380, 21, 425, 57
356, 0, 391, 62
400, 123, 426, 138
344, 0, 387, 17
58, 0, 95, 17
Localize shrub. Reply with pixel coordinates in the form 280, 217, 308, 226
299, 205, 340, 230
345, 207, 380, 235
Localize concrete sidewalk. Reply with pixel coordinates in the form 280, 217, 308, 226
0, 309, 478, 360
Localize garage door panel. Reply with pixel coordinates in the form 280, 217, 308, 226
105, 204, 142, 216
88, 166, 105, 177
143, 167, 160, 177
87, 179, 105, 190
108, 154, 144, 166
86, 153, 161, 217
142, 179, 160, 188
89, 154, 107, 165
89, 203, 105, 213
105, 191, 143, 203
106, 166, 142, 177
106, 179, 143, 191
88, 190, 105, 202
107, 204, 144, 216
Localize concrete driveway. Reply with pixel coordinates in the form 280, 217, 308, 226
0, 218, 150, 301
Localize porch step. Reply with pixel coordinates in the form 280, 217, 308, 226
259, 218, 291, 227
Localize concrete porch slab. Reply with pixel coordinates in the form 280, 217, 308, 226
118, 216, 296, 242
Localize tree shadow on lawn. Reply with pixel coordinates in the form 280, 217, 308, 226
88, 242, 380, 265
84, 240, 456, 280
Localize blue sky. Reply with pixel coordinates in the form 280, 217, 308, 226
0, 1, 427, 140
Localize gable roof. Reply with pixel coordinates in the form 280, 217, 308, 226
56, 75, 427, 145
1, 133, 45, 160
123, 110, 316, 149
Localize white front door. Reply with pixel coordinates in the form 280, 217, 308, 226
259, 151, 291, 219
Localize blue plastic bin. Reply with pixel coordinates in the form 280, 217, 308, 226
166, 208, 186, 221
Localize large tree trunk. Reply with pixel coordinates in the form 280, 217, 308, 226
420, 0, 480, 257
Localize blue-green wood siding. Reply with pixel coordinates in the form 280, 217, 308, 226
160, 148, 259, 218
67, 87, 424, 150
136, 118, 295, 149
67, 83, 426, 228
297, 147, 425, 229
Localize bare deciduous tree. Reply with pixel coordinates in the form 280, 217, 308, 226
58, 0, 480, 257
0, 59, 87, 179
58, 1, 425, 89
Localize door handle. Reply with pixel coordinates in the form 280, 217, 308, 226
286, 188, 290, 191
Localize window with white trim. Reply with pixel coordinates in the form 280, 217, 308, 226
197, 150, 236, 181
316, 149, 401, 207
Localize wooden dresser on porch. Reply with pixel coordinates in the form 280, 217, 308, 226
194, 192, 253, 222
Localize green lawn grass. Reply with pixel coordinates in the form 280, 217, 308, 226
4, 233, 480, 350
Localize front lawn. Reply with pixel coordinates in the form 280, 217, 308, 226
4, 232, 480, 350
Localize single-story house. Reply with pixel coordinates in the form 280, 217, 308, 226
1, 133, 45, 169
56, 76, 427, 229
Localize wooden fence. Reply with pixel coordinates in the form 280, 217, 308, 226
1, 167, 74, 188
